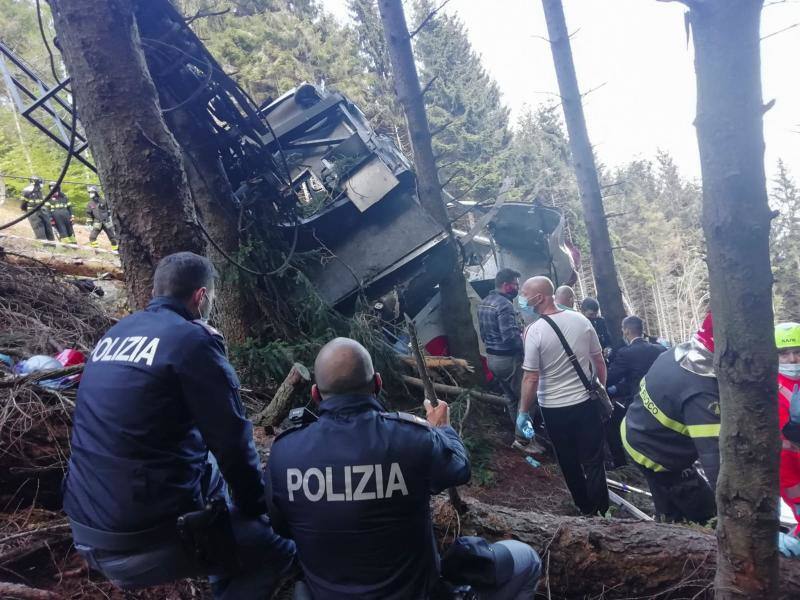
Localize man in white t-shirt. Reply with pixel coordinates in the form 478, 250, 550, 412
517, 276, 609, 515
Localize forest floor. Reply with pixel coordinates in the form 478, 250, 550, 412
0, 237, 656, 599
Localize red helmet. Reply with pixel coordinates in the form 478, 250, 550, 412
694, 312, 714, 353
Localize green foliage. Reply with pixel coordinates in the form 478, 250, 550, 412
181, 0, 376, 114
505, 103, 587, 250
412, 0, 511, 202
462, 433, 494, 486
770, 159, 800, 322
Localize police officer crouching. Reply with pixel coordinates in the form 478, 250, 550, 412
266, 338, 542, 599
63, 252, 295, 599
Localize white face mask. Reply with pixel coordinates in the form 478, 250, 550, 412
779, 363, 800, 380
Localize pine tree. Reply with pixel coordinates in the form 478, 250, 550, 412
770, 159, 800, 321
347, 0, 407, 151
412, 0, 510, 202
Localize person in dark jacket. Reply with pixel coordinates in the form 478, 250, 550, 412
62, 252, 295, 599
267, 338, 541, 600
622, 313, 719, 523
605, 316, 667, 468
20, 176, 54, 240
46, 182, 76, 243
580, 297, 613, 355
85, 185, 118, 251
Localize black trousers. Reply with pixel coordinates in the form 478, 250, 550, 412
640, 466, 716, 524
541, 400, 609, 515
28, 212, 54, 240
52, 209, 74, 239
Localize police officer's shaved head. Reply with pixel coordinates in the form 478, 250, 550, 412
153, 252, 216, 301
554, 285, 575, 307
315, 337, 376, 398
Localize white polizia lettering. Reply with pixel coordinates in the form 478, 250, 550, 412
286, 463, 409, 502
90, 336, 161, 366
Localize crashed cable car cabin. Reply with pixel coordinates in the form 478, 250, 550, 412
261, 83, 577, 351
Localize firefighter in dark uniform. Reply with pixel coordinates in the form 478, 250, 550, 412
85, 185, 118, 251
62, 252, 295, 599
46, 182, 76, 243
267, 337, 542, 600
621, 313, 719, 523
20, 176, 54, 240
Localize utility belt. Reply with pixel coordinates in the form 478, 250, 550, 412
69, 498, 240, 572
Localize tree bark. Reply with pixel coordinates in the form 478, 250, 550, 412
47, 0, 205, 309
439, 497, 800, 599
541, 0, 626, 348
253, 363, 310, 428
377, 0, 483, 382
684, 2, 779, 597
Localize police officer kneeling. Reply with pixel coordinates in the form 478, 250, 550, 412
63, 252, 295, 599
267, 337, 542, 599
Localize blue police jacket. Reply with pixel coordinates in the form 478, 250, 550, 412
63, 297, 267, 532
266, 394, 471, 599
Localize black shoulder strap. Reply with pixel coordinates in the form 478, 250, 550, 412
538, 314, 593, 392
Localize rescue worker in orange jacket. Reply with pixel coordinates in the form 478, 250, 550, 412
776, 323, 800, 557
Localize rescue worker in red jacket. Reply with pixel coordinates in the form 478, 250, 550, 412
775, 322, 800, 557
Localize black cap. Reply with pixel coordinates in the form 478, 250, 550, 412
440, 536, 514, 588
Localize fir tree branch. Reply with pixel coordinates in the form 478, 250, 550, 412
430, 119, 454, 138
408, 0, 452, 39
420, 74, 439, 99
185, 7, 230, 25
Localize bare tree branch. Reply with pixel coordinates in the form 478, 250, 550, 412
185, 7, 230, 25
420, 74, 439, 99
761, 22, 800, 40
430, 120, 454, 138
440, 168, 465, 189
408, 0, 452, 38
581, 81, 608, 98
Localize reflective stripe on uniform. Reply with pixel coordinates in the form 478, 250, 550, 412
620, 416, 667, 472
686, 423, 721, 438
639, 379, 690, 436
779, 384, 793, 402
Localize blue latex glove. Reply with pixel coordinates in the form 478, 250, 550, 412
790, 384, 800, 424
516, 412, 534, 440
607, 385, 618, 396
779, 532, 800, 558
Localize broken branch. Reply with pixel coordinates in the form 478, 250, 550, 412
253, 362, 310, 428
402, 375, 507, 407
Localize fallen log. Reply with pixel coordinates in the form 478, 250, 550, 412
253, 363, 310, 428
434, 497, 800, 599
402, 375, 507, 407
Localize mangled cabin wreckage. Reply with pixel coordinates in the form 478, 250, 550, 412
1, 0, 578, 355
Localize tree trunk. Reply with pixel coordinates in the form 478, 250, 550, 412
438, 497, 800, 599
377, 0, 483, 381
47, 0, 205, 309
684, 1, 779, 597
541, 0, 626, 348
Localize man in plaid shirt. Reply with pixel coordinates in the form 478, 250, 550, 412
479, 269, 543, 453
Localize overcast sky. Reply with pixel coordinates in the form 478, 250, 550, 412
320, 0, 800, 182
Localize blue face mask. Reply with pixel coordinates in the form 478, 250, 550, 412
518, 296, 537, 316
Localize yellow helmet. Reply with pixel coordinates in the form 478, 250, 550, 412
775, 322, 800, 349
